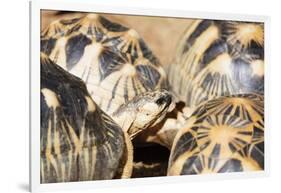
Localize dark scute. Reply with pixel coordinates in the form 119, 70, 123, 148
228, 142, 237, 153
190, 126, 199, 132
41, 56, 89, 136
41, 55, 125, 181
99, 16, 128, 32
41, 38, 57, 55
136, 65, 161, 90
60, 18, 80, 25
102, 35, 122, 45
201, 73, 213, 89
40, 88, 76, 158
89, 109, 124, 148
250, 142, 264, 169
216, 21, 230, 40
194, 116, 206, 125
253, 125, 264, 141
98, 48, 126, 81
231, 58, 264, 94
138, 39, 160, 65
182, 20, 213, 54
224, 105, 234, 116
84, 110, 106, 145
106, 76, 122, 111
171, 132, 197, 163
93, 146, 111, 179
93, 115, 125, 179
247, 40, 264, 59
66, 24, 82, 35
218, 21, 241, 42
41, 163, 58, 183
123, 77, 129, 102
180, 155, 201, 175
40, 92, 51, 150
127, 43, 133, 56
41, 56, 91, 132
210, 143, 221, 158
191, 105, 207, 118
234, 105, 241, 117
218, 159, 243, 173
200, 39, 228, 70
93, 27, 104, 42
65, 34, 92, 70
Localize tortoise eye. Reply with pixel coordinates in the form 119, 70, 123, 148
156, 95, 172, 106
156, 97, 166, 105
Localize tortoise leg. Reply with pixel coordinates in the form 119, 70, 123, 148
114, 132, 133, 179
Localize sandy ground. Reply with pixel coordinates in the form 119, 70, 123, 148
41, 10, 193, 66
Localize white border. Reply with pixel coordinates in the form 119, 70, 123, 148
30, 0, 270, 192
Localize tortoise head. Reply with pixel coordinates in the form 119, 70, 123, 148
112, 89, 174, 139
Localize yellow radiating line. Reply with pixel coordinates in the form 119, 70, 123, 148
53, 113, 63, 179
46, 119, 52, 172
40, 160, 45, 182
90, 146, 97, 179
61, 163, 66, 181
168, 150, 196, 176
47, 153, 59, 180
67, 151, 72, 180
175, 20, 202, 62
83, 148, 90, 179
49, 37, 68, 69
67, 122, 81, 154
183, 24, 220, 76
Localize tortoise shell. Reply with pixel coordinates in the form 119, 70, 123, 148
40, 53, 132, 183
168, 20, 264, 111
168, 93, 264, 175
41, 13, 168, 115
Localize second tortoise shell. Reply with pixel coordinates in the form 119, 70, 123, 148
41, 13, 168, 115
168, 20, 264, 111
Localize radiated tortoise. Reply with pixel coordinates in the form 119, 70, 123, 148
168, 93, 264, 175
40, 52, 172, 182
140, 20, 265, 150
40, 13, 171, 137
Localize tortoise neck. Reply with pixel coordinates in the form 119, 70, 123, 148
112, 112, 134, 133
111, 105, 136, 135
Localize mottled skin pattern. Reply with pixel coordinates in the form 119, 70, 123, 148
168, 94, 264, 175
112, 89, 172, 138
40, 53, 133, 183
41, 13, 168, 116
